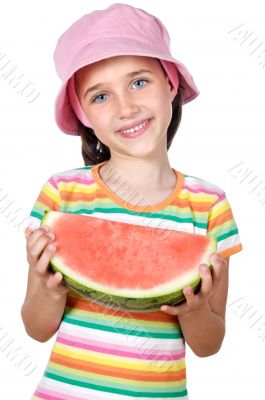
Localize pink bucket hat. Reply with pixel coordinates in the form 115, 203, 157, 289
53, 3, 200, 135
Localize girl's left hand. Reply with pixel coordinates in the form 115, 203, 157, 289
160, 253, 226, 317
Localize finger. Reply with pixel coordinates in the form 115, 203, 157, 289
25, 225, 50, 239
45, 274, 69, 298
46, 271, 63, 290
24, 227, 36, 238
210, 253, 227, 281
35, 243, 57, 280
199, 264, 213, 298
160, 285, 196, 315
183, 285, 198, 308
160, 301, 189, 316
26, 226, 49, 249
28, 231, 55, 262
160, 305, 179, 315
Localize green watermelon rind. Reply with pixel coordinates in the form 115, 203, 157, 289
41, 211, 217, 312
50, 266, 210, 312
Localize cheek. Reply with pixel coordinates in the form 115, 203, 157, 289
150, 86, 171, 108
152, 94, 172, 122
82, 107, 107, 131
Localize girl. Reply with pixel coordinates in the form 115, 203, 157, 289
22, 3, 243, 399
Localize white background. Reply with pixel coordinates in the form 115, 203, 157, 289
0, 0, 265, 398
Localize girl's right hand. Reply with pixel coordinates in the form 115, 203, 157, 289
25, 225, 69, 298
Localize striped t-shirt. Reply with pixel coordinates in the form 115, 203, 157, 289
24, 161, 243, 400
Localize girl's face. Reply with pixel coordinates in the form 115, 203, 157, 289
74, 55, 177, 158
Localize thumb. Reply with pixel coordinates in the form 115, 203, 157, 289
54, 272, 63, 283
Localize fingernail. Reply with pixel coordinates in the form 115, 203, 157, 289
25, 227, 35, 237
200, 265, 207, 274
55, 272, 62, 280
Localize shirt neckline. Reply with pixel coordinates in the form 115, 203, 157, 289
91, 161, 184, 213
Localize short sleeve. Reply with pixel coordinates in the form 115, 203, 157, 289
207, 190, 243, 259
23, 175, 61, 237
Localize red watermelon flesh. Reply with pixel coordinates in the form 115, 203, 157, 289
41, 210, 216, 311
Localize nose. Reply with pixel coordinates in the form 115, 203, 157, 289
115, 92, 140, 118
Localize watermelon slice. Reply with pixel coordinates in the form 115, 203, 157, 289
41, 211, 216, 312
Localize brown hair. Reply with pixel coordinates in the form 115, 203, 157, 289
76, 59, 183, 166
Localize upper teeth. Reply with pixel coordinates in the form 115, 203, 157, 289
120, 119, 149, 134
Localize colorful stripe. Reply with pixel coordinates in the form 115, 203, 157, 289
25, 161, 243, 399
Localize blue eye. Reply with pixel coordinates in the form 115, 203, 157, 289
91, 79, 148, 104
92, 93, 108, 103
132, 79, 148, 89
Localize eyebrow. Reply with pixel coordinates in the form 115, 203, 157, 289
83, 69, 153, 99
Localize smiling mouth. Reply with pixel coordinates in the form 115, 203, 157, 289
117, 118, 153, 139
117, 119, 151, 134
